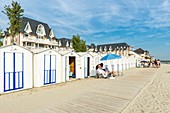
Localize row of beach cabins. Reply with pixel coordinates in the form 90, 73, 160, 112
0, 44, 136, 94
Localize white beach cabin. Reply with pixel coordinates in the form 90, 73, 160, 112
59, 50, 81, 81
0, 45, 33, 93
33, 49, 62, 87
89, 52, 102, 76
77, 52, 93, 78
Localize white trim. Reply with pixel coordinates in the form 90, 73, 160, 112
24, 22, 32, 33
49, 29, 54, 38
36, 24, 46, 36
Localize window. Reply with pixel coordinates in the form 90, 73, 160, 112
25, 25, 29, 31
24, 33, 29, 38
27, 42, 31, 46
23, 42, 26, 46
24, 22, 32, 33
36, 24, 45, 36
37, 35, 43, 39
49, 30, 54, 38
39, 44, 44, 48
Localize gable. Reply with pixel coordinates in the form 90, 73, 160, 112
36, 24, 46, 36
49, 29, 54, 38
20, 17, 51, 39
24, 22, 32, 33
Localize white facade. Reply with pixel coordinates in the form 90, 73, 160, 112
0, 45, 33, 93
3, 17, 59, 50
129, 51, 142, 67
59, 51, 81, 81
77, 52, 94, 78
89, 52, 102, 76
3, 32, 59, 50
33, 49, 62, 87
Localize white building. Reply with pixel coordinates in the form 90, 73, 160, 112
87, 43, 133, 57
3, 17, 59, 50
33, 49, 62, 87
59, 50, 81, 81
0, 45, 33, 93
77, 52, 93, 78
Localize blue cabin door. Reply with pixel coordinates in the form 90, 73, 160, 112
44, 55, 56, 85
4, 52, 24, 92
84, 57, 90, 78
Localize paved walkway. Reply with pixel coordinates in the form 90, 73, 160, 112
0, 67, 158, 113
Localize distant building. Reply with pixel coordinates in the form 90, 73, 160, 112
58, 38, 73, 51
3, 17, 59, 50
134, 48, 150, 60
87, 42, 133, 57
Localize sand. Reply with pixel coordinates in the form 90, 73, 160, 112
0, 64, 169, 113
122, 64, 170, 113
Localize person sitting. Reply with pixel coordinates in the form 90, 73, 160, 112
157, 59, 161, 68
96, 64, 115, 79
100, 63, 115, 77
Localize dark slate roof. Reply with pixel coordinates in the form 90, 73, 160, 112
20, 17, 51, 39
58, 38, 71, 47
134, 48, 145, 54
96, 43, 130, 52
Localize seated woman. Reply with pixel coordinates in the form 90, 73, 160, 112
100, 63, 115, 77
96, 64, 115, 79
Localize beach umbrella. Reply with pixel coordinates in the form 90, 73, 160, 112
140, 59, 147, 62
100, 54, 122, 61
100, 54, 122, 71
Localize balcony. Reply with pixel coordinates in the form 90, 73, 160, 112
36, 39, 50, 45
22, 36, 58, 46
22, 36, 36, 43
49, 41, 58, 46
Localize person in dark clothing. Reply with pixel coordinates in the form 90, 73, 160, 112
100, 63, 106, 71
154, 59, 157, 68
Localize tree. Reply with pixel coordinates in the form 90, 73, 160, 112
0, 28, 3, 46
2, 1, 24, 43
0, 41, 3, 47
0, 28, 3, 38
71, 34, 87, 52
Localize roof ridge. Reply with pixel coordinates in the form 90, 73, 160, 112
22, 17, 49, 26
97, 42, 129, 46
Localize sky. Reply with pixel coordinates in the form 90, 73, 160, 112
0, 0, 170, 60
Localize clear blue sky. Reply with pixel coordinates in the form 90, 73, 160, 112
0, 0, 170, 60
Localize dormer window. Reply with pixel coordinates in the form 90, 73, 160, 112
95, 47, 98, 52
24, 33, 29, 38
49, 29, 54, 38
58, 40, 61, 47
70, 42, 72, 48
99, 47, 102, 52
36, 24, 46, 36
104, 46, 107, 52
109, 46, 112, 51
24, 22, 32, 33
66, 41, 69, 47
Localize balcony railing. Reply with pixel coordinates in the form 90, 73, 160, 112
22, 37, 58, 46
22, 36, 37, 42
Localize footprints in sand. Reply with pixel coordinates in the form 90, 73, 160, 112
122, 65, 170, 113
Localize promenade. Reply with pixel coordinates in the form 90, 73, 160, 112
0, 66, 160, 113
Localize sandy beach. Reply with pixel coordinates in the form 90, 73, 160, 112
0, 64, 169, 113
122, 64, 170, 113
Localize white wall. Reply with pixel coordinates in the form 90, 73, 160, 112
78, 53, 94, 78
33, 50, 62, 87
0, 45, 32, 93
60, 51, 81, 81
